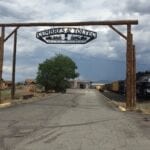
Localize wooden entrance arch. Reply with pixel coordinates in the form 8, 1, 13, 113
0, 20, 138, 109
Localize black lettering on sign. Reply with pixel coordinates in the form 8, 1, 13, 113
36, 27, 97, 44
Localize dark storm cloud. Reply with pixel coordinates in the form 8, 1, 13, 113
125, 0, 150, 14
0, 1, 35, 21
0, 5, 18, 18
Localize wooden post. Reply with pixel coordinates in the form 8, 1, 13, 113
132, 45, 136, 107
0, 27, 5, 103
126, 25, 133, 109
0, 37, 2, 103
126, 25, 136, 109
11, 30, 17, 99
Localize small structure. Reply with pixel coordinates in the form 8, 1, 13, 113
24, 79, 36, 93
69, 79, 91, 89
24, 79, 36, 85
0, 80, 12, 89
91, 82, 105, 91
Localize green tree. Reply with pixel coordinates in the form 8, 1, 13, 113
36, 54, 79, 92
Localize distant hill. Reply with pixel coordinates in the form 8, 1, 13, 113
92, 80, 112, 84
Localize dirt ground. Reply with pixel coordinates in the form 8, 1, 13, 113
102, 90, 150, 114
0, 89, 149, 150
1, 88, 150, 114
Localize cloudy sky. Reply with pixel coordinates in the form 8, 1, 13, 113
0, 0, 150, 82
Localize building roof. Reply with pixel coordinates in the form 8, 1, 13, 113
69, 79, 91, 83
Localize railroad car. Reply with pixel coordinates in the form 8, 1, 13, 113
136, 75, 150, 97
105, 80, 125, 94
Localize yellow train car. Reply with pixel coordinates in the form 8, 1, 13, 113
112, 81, 119, 92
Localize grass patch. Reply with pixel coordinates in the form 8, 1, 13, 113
0, 89, 11, 99
136, 102, 150, 114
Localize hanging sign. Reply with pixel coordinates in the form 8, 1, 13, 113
36, 27, 97, 44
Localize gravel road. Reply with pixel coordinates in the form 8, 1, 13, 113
0, 89, 149, 150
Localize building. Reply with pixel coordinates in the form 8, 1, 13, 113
69, 79, 91, 89
91, 82, 105, 90
24, 79, 36, 85
0, 80, 12, 89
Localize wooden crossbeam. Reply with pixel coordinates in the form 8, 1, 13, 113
0, 20, 138, 27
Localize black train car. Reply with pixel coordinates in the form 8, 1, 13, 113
104, 83, 112, 91
136, 75, 150, 97
118, 80, 125, 94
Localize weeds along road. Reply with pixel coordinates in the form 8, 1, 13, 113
0, 89, 150, 150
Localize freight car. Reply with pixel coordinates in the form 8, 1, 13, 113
105, 80, 125, 94
104, 75, 150, 98
104, 83, 112, 91
136, 75, 150, 97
